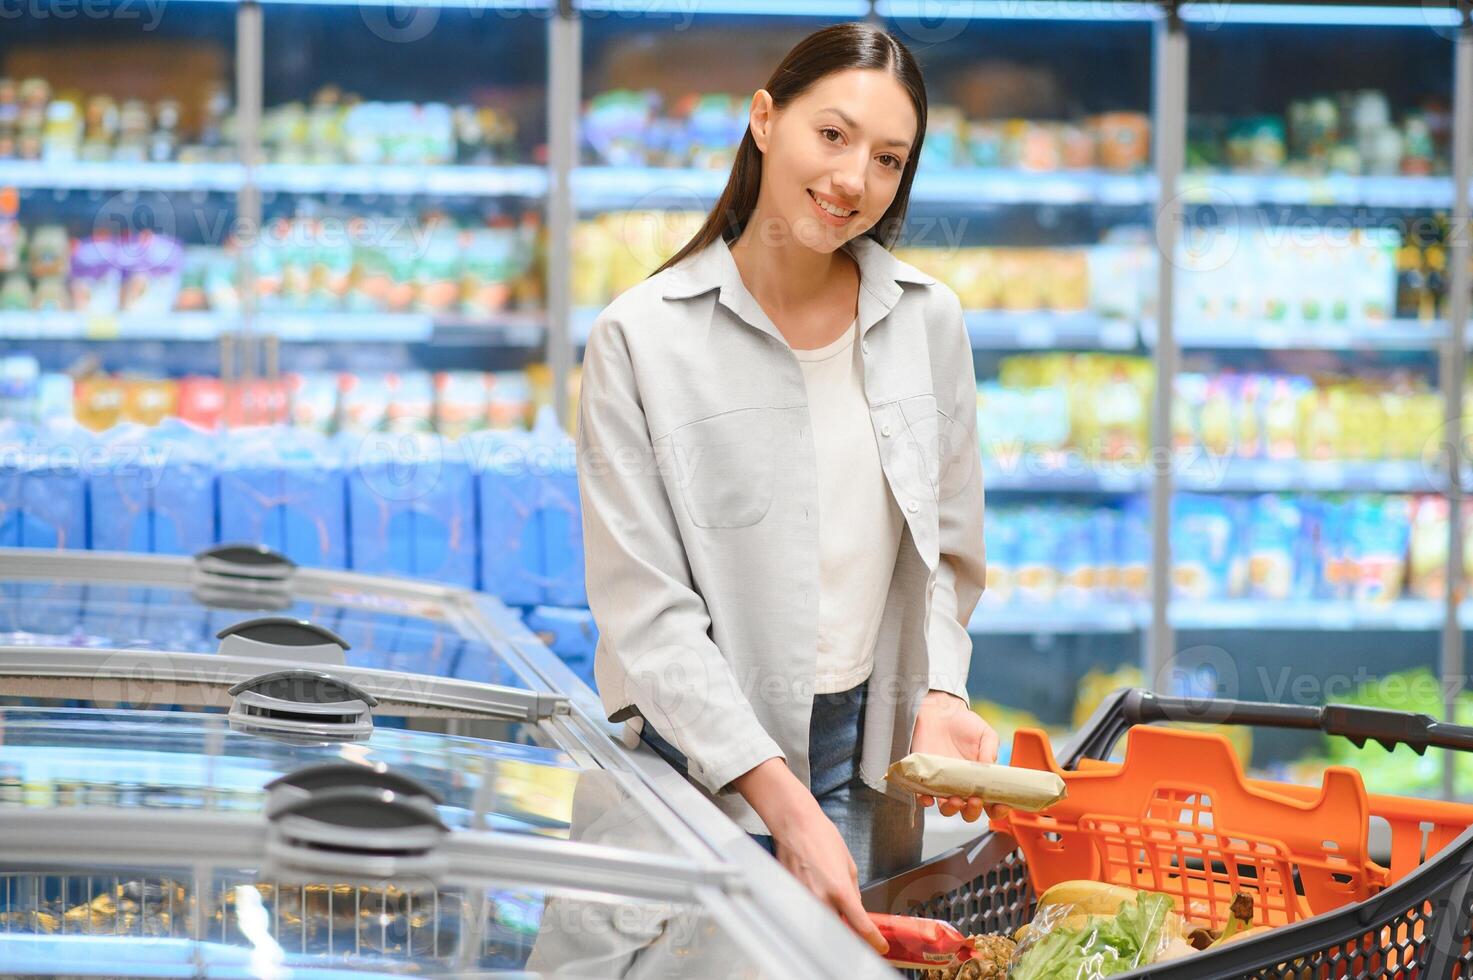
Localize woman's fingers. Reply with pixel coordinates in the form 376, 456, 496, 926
917, 794, 935, 807
961, 796, 985, 822
836, 888, 889, 955
978, 726, 1000, 765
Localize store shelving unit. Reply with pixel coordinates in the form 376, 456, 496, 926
5, 0, 1473, 786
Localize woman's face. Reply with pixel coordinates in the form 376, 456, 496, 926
750, 68, 918, 253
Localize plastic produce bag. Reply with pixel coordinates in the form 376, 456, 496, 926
1010, 892, 1180, 980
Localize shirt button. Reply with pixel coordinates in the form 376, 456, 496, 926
881, 424, 892, 438
861, 341, 871, 355
907, 500, 919, 514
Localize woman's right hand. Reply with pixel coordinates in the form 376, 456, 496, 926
731, 758, 889, 956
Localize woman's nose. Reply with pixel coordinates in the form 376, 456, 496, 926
833, 160, 865, 199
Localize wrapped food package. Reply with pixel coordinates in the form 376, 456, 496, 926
869, 913, 1016, 975
885, 753, 1067, 811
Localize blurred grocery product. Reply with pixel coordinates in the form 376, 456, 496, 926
1188, 89, 1450, 177
1173, 368, 1441, 463
982, 500, 1149, 607
980, 353, 1153, 464
1175, 226, 1398, 327
0, 76, 234, 164
982, 493, 1422, 608
263, 86, 522, 167
581, 89, 1152, 174
0, 364, 545, 436
0, 207, 542, 318
582, 90, 746, 169
1173, 493, 1414, 603
571, 210, 704, 306
923, 108, 1151, 173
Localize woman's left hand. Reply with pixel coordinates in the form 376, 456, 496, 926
908, 691, 1000, 822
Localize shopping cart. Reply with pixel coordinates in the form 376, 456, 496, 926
862, 687, 1473, 979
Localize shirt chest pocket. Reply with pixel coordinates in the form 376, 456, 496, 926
668, 408, 777, 529
896, 394, 941, 496
898, 394, 976, 503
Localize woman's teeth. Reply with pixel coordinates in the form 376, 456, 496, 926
810, 191, 854, 218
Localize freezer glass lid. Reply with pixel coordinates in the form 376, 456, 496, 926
0, 580, 529, 689
0, 865, 775, 978
0, 709, 678, 854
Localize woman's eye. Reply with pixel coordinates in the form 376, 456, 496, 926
880, 154, 903, 170
820, 127, 842, 143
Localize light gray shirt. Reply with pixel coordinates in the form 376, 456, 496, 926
577, 231, 987, 835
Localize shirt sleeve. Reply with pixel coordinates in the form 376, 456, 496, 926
577, 314, 787, 795
927, 290, 987, 702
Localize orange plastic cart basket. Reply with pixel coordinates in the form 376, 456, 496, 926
992, 724, 1392, 929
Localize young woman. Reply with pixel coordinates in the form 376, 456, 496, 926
576, 22, 995, 955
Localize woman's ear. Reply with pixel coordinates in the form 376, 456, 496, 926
748, 89, 775, 153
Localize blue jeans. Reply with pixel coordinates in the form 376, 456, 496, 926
637, 678, 923, 884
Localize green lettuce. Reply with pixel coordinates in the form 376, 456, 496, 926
1011, 892, 1175, 980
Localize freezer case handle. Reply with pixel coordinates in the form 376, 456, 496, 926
193, 543, 296, 610
217, 616, 350, 667
266, 785, 449, 878
265, 760, 444, 818
229, 668, 377, 741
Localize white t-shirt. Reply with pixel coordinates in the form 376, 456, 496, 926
792, 317, 906, 694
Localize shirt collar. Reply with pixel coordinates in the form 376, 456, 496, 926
658, 232, 936, 343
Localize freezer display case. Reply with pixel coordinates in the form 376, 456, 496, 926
0, 545, 898, 978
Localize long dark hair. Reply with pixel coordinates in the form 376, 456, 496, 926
651, 22, 927, 277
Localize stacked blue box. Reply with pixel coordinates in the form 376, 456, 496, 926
219, 429, 348, 569
523, 605, 598, 686
348, 432, 477, 589
469, 411, 585, 607
469, 429, 544, 607
91, 422, 216, 556
540, 439, 585, 607
0, 422, 90, 550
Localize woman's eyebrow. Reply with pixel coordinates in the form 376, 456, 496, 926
818, 106, 912, 149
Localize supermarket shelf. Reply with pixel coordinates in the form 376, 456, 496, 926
983, 459, 1143, 493
572, 166, 1155, 210
983, 458, 1436, 494
579, 0, 867, 13
1172, 599, 1443, 631
0, 311, 545, 345
972, 599, 1451, 634
0, 312, 227, 341
879, 0, 1160, 19
913, 170, 1154, 206
1179, 459, 1439, 493
968, 603, 1144, 635
966, 311, 1138, 350
1154, 318, 1443, 350
1179, 2, 1461, 27
0, 160, 244, 193
0, 161, 549, 197
257, 163, 548, 197
1179, 172, 1453, 208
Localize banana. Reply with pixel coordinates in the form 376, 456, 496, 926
1014, 913, 1097, 945
1035, 881, 1143, 917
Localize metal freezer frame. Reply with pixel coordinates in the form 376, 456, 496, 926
0, 547, 902, 979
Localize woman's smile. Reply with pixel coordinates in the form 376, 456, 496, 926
808, 188, 859, 225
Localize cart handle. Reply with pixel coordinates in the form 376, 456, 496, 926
1063, 687, 1473, 769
